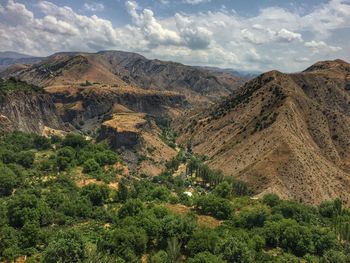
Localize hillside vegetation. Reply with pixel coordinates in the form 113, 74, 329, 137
0, 77, 44, 94
0, 132, 350, 262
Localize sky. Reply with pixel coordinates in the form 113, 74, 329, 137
0, 0, 349, 72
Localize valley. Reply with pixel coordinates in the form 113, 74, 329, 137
1, 51, 350, 262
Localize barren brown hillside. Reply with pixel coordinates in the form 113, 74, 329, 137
0, 50, 245, 105
177, 59, 350, 205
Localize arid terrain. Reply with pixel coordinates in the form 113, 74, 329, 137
1, 51, 350, 205
177, 59, 350, 205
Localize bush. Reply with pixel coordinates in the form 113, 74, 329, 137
221, 236, 253, 263
195, 194, 232, 220
118, 199, 144, 218
0, 226, 20, 261
17, 151, 35, 168
62, 134, 87, 149
83, 159, 100, 173
81, 184, 110, 206
213, 181, 232, 198
263, 219, 313, 257
98, 226, 148, 262
42, 230, 86, 263
151, 187, 170, 202
0, 164, 16, 196
272, 201, 315, 223
321, 250, 347, 263
263, 194, 280, 207
150, 250, 168, 263
187, 228, 220, 256
187, 251, 226, 263
33, 135, 51, 150
234, 208, 268, 229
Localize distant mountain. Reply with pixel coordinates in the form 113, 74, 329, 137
1, 50, 246, 103
195, 66, 261, 78
177, 59, 350, 205
0, 51, 42, 68
0, 51, 33, 59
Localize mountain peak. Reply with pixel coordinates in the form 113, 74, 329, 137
303, 59, 350, 73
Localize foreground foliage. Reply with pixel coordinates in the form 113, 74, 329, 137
0, 132, 350, 262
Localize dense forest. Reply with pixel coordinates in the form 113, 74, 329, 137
0, 132, 350, 263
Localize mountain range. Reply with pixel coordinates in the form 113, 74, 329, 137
1, 50, 350, 205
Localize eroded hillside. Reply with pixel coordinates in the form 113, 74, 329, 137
177, 59, 350, 205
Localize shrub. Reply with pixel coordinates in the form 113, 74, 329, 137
151, 250, 168, 263
97, 226, 148, 262
0, 164, 16, 196
42, 230, 86, 263
263, 194, 280, 207
195, 194, 232, 220
118, 199, 144, 218
187, 251, 226, 263
83, 159, 100, 173
81, 184, 110, 206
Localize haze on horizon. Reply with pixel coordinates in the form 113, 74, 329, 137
0, 0, 349, 72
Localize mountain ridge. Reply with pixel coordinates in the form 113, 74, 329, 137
177, 59, 350, 205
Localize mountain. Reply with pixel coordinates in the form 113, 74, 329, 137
195, 65, 260, 78
0, 78, 66, 135
0, 50, 247, 175
0, 51, 42, 68
177, 59, 350, 205
0, 51, 34, 59
0, 50, 245, 104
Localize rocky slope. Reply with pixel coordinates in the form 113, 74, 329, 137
177, 59, 350, 205
0, 78, 66, 135
0, 50, 245, 104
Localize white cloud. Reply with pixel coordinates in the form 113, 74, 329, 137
305, 40, 342, 53
125, 1, 181, 46
83, 2, 105, 12
182, 0, 211, 4
276, 29, 302, 43
0, 0, 348, 72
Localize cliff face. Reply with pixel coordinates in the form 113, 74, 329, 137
47, 86, 187, 127
0, 91, 66, 134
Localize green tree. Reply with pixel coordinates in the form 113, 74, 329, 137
187, 252, 226, 263
0, 226, 20, 261
118, 199, 144, 218
195, 194, 232, 220
17, 151, 35, 168
117, 180, 129, 202
42, 230, 86, 263
213, 181, 232, 199
263, 193, 280, 207
187, 228, 220, 256
81, 184, 110, 206
0, 164, 16, 196
167, 237, 181, 263
321, 250, 347, 263
98, 226, 148, 262
62, 134, 88, 149
83, 159, 100, 173
151, 250, 168, 263
221, 236, 253, 263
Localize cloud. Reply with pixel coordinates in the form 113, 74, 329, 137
0, 0, 348, 72
125, 1, 181, 46
305, 40, 342, 53
83, 2, 105, 12
182, 0, 211, 4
